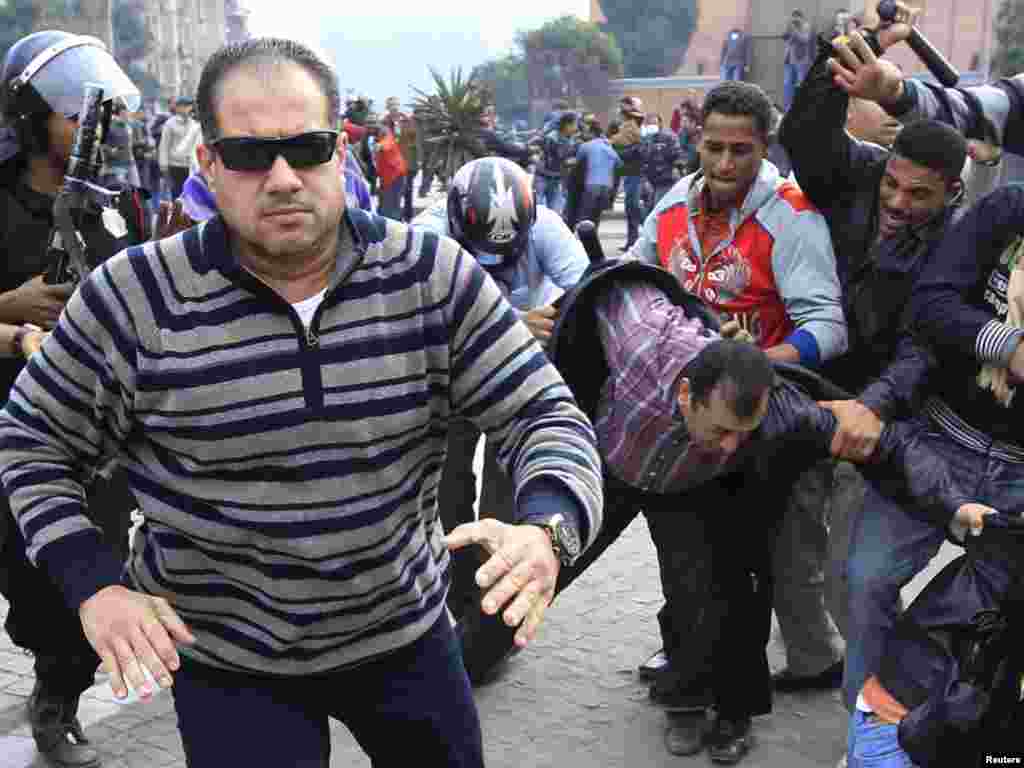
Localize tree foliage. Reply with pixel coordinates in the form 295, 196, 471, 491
472, 53, 528, 124
516, 15, 623, 111
599, 0, 698, 78
411, 67, 490, 181
0, 0, 37, 66
993, 0, 1024, 78
518, 15, 623, 77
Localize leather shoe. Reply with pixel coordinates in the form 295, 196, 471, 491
706, 716, 753, 765
663, 711, 704, 756
27, 680, 101, 767
772, 659, 844, 692
638, 648, 669, 680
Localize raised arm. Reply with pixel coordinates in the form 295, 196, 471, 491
778, 38, 889, 212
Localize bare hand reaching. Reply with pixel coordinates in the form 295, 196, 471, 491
79, 585, 196, 700
524, 304, 558, 343
2, 275, 74, 329
820, 399, 885, 461
828, 31, 908, 106
445, 519, 560, 648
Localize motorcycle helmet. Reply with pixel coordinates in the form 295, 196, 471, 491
446, 157, 536, 267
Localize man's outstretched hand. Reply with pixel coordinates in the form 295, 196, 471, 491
80, 585, 196, 700
445, 519, 560, 648
828, 31, 907, 106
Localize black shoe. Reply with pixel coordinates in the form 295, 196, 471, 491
706, 715, 753, 765
772, 659, 844, 692
27, 681, 101, 768
648, 682, 711, 712
664, 711, 705, 756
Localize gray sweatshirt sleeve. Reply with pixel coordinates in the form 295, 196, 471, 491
768, 200, 848, 363
891, 77, 1020, 153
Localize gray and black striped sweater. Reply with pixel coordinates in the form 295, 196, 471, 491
0, 210, 603, 675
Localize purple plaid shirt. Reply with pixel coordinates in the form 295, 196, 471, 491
594, 280, 743, 494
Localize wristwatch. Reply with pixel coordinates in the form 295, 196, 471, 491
534, 513, 582, 567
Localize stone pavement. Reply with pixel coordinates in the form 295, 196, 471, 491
0, 207, 959, 767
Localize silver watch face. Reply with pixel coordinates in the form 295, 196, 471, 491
555, 519, 581, 560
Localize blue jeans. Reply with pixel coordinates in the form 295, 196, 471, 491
378, 174, 406, 220
784, 61, 807, 111
843, 415, 1024, 709
171, 613, 483, 767
623, 175, 644, 246
534, 174, 564, 215
721, 63, 744, 81
847, 711, 917, 767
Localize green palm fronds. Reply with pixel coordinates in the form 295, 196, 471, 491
412, 67, 492, 182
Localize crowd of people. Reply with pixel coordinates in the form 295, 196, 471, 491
0, 4, 1022, 768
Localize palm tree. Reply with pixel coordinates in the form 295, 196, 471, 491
412, 67, 491, 186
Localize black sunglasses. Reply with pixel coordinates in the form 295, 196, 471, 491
210, 130, 339, 172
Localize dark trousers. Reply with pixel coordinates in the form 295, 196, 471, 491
438, 418, 515, 620
623, 175, 644, 246
167, 166, 189, 200
0, 470, 135, 697
171, 612, 483, 768
378, 175, 406, 221
457, 470, 779, 718
402, 170, 415, 221
577, 185, 612, 234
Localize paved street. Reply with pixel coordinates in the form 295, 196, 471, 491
0, 199, 960, 767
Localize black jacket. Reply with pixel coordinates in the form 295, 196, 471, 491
779, 39, 947, 419
910, 184, 1024, 446
0, 177, 147, 400
550, 255, 971, 529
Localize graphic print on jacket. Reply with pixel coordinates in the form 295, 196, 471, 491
654, 186, 818, 350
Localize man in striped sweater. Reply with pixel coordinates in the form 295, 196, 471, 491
0, 38, 603, 768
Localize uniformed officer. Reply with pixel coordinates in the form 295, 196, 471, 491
0, 30, 147, 768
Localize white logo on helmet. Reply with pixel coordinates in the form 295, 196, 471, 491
488, 168, 518, 244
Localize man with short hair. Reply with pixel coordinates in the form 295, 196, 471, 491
454, 261, 986, 764
779, 27, 971, 713
610, 96, 647, 251
631, 79, 849, 726
0, 37, 604, 767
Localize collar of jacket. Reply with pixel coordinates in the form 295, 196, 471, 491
683, 159, 782, 227
196, 207, 368, 282
868, 203, 957, 276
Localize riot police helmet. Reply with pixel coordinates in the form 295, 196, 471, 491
1, 30, 140, 162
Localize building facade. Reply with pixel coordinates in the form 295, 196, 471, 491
590, 0, 995, 82
32, 0, 250, 106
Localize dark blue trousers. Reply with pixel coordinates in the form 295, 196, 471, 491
171, 612, 484, 768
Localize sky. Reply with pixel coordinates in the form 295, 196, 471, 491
244, 0, 590, 109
